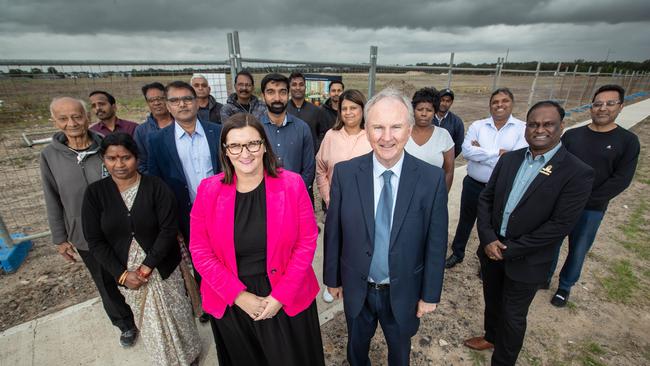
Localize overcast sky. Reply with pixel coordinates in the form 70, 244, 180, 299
0, 0, 648, 65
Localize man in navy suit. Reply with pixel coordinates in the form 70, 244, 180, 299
324, 88, 448, 366
465, 101, 593, 365
147, 80, 221, 328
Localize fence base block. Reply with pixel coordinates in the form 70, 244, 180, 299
0, 235, 33, 273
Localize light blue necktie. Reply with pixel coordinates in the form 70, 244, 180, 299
369, 170, 393, 284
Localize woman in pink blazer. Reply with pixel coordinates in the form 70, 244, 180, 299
190, 113, 325, 366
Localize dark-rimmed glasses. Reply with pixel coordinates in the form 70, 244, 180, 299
167, 96, 196, 105
224, 140, 264, 155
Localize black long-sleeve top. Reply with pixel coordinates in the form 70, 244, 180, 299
82, 174, 181, 280
562, 125, 640, 212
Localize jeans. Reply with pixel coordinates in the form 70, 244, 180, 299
451, 175, 486, 259
548, 209, 605, 292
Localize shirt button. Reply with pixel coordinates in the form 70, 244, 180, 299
131, 232, 135, 235
127, 213, 131, 217
277, 144, 280, 147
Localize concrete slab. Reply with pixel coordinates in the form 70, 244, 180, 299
1, 97, 648, 365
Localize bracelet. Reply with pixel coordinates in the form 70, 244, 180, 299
118, 270, 128, 286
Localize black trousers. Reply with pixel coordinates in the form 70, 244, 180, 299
479, 253, 540, 366
78, 249, 135, 332
345, 286, 412, 366
451, 176, 486, 258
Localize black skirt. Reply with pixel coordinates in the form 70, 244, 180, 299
213, 273, 325, 366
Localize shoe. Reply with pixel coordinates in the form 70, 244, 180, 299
551, 289, 569, 307
445, 254, 463, 269
199, 313, 210, 323
322, 289, 334, 303
539, 280, 551, 290
119, 328, 138, 348
463, 336, 494, 350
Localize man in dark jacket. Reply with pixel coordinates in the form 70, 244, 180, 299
191, 74, 223, 124
219, 70, 266, 121
287, 71, 326, 153
464, 101, 593, 365
133, 82, 174, 174
434, 88, 465, 157
319, 80, 344, 140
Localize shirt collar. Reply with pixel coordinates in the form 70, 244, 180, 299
174, 119, 203, 139
525, 142, 562, 163
435, 112, 448, 121
263, 113, 289, 127
372, 151, 405, 180
487, 115, 517, 128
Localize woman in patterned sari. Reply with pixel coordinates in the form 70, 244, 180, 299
82, 132, 201, 366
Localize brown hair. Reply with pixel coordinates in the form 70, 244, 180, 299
219, 113, 280, 184
332, 89, 367, 131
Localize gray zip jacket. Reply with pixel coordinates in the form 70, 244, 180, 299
40, 131, 106, 251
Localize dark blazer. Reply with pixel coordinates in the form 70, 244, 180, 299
476, 146, 594, 284
81, 175, 181, 280
324, 152, 448, 336
147, 120, 222, 240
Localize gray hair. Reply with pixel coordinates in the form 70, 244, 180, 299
364, 87, 415, 126
49, 97, 88, 116
190, 74, 209, 84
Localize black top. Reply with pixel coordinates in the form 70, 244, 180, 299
287, 99, 326, 154
433, 111, 465, 158
81, 174, 181, 280
234, 180, 267, 277
562, 125, 640, 211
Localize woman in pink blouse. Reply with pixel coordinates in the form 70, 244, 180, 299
316, 89, 373, 208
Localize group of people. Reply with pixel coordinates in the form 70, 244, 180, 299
39, 68, 639, 366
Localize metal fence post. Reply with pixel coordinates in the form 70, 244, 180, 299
226, 33, 237, 81
556, 66, 569, 102
549, 62, 562, 99
492, 57, 501, 91
446, 52, 454, 89
563, 64, 579, 107
367, 46, 378, 98
577, 66, 593, 106
233, 31, 242, 73
0, 214, 14, 249
611, 68, 617, 83
527, 61, 541, 108
589, 66, 603, 98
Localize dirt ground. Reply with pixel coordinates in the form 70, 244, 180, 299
321, 119, 650, 365
0, 75, 648, 365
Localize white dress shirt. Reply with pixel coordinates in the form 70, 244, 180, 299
372, 152, 405, 220
462, 115, 527, 183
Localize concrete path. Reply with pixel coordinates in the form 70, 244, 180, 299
2, 98, 649, 366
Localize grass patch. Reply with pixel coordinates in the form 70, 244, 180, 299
566, 301, 578, 314
468, 349, 487, 366
600, 260, 639, 303
617, 200, 650, 260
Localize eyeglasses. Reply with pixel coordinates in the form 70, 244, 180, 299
224, 140, 264, 155
167, 96, 196, 105
146, 96, 165, 104
591, 100, 621, 109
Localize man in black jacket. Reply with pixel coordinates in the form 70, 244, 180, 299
191, 74, 223, 124
464, 101, 593, 365
547, 84, 640, 307
319, 80, 344, 136
434, 88, 465, 158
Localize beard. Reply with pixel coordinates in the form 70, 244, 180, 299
267, 102, 287, 114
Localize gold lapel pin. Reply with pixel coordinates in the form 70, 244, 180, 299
540, 165, 553, 176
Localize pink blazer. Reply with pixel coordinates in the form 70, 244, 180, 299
189, 169, 320, 318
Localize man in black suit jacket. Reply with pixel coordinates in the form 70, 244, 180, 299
324, 88, 448, 366
147, 81, 222, 329
464, 101, 593, 365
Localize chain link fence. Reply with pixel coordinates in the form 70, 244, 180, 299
1, 34, 649, 247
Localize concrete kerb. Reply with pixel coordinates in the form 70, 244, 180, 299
1, 97, 648, 366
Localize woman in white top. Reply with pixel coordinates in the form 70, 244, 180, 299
405, 87, 455, 191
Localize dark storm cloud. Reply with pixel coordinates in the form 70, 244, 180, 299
1, 0, 649, 34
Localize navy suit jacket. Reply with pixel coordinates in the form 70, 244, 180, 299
147, 120, 222, 240
476, 146, 594, 284
324, 152, 448, 335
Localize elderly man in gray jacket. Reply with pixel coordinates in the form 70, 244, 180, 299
40, 97, 136, 347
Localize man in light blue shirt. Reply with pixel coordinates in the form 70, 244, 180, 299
174, 120, 213, 202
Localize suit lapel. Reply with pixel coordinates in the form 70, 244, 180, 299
356, 154, 375, 248
516, 147, 567, 209
164, 126, 186, 181
216, 179, 237, 275
503, 149, 526, 201
201, 121, 221, 173
265, 174, 284, 265
389, 153, 418, 249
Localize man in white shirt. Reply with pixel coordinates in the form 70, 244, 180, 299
446, 88, 527, 269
